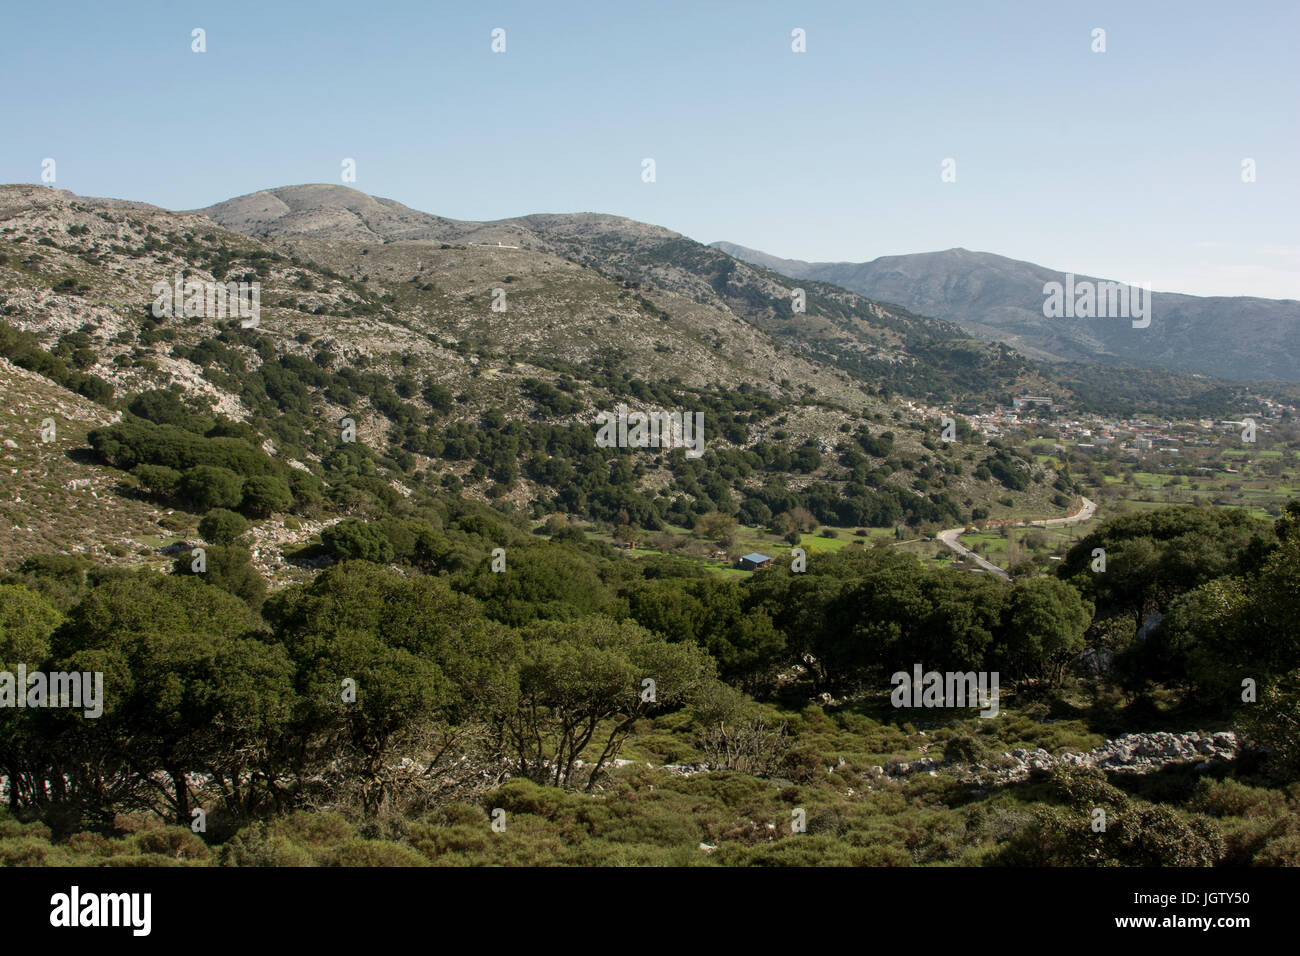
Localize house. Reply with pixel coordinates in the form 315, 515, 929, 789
1013, 396, 1054, 411
737, 552, 773, 571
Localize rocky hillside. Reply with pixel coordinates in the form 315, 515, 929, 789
0, 184, 1072, 575
201, 186, 1055, 404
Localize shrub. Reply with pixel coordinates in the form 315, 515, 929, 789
0, 836, 69, 866
943, 733, 991, 765
324, 839, 429, 867
132, 827, 212, 861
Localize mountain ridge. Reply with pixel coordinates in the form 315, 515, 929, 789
709, 241, 1300, 382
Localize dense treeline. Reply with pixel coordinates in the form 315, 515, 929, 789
4, 498, 1296, 860
81, 371, 997, 533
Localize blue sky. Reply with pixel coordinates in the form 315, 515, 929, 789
3, 0, 1297, 298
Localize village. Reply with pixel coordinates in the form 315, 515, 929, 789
904, 393, 1296, 464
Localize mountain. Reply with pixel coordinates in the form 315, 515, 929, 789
201, 186, 1052, 405
710, 242, 1300, 383
2, 184, 1077, 572
197, 185, 678, 249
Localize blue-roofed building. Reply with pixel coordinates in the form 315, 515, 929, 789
737, 552, 773, 571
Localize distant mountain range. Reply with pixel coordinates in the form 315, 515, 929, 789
193, 186, 1290, 409
710, 242, 1300, 383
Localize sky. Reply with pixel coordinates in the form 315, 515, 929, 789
3, 0, 1297, 298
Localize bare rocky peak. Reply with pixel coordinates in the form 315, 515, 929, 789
197, 184, 684, 250
195, 184, 468, 243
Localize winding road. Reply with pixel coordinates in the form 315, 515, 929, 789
937, 497, 1097, 580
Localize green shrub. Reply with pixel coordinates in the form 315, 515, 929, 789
324, 839, 429, 867
0, 836, 69, 866
132, 827, 211, 861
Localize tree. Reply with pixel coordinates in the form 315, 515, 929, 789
0, 555, 93, 611
199, 508, 249, 545
322, 520, 395, 564
693, 512, 736, 540
997, 577, 1093, 685
0, 584, 61, 670
788, 506, 818, 533
625, 577, 786, 690
240, 475, 293, 518
1159, 529, 1300, 703
691, 682, 790, 774
40, 574, 292, 827
264, 562, 520, 809
265, 561, 519, 718
464, 545, 610, 626
499, 617, 716, 789
179, 465, 244, 511
173, 544, 266, 610
1059, 505, 1273, 628
1239, 670, 1300, 783
131, 463, 182, 497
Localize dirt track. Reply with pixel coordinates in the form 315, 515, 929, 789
936, 497, 1097, 580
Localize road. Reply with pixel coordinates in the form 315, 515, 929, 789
937, 497, 1097, 580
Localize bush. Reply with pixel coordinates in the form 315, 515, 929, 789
0, 836, 69, 866
157, 513, 190, 533
132, 827, 212, 861
324, 839, 429, 867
